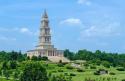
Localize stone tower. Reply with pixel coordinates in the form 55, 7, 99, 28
27, 10, 70, 62
36, 10, 54, 49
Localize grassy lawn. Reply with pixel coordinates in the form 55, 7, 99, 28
47, 62, 125, 81
0, 61, 125, 81
0, 78, 14, 81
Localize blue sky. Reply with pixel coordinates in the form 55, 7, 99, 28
0, 0, 125, 53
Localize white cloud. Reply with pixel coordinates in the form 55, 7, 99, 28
77, 0, 92, 6
20, 27, 33, 35
80, 22, 121, 38
0, 27, 36, 35
60, 18, 82, 25
0, 27, 17, 32
0, 36, 16, 41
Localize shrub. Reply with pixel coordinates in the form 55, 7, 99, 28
77, 69, 84, 72
70, 73, 76, 76
57, 63, 64, 67
51, 74, 72, 81
109, 72, 115, 75
64, 73, 68, 76
59, 60, 62, 63
94, 71, 100, 75
20, 62, 48, 81
48, 72, 52, 77
117, 67, 125, 71
90, 66, 96, 69
52, 70, 57, 73
41, 56, 48, 61
66, 66, 74, 69
58, 69, 63, 72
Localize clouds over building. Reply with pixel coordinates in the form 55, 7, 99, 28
60, 18, 82, 25
80, 22, 121, 38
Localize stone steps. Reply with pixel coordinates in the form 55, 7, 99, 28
48, 56, 70, 63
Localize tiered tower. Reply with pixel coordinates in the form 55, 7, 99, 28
27, 10, 69, 62
36, 10, 54, 49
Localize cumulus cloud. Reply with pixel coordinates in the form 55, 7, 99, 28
80, 22, 121, 38
20, 27, 33, 35
0, 27, 36, 35
60, 18, 82, 25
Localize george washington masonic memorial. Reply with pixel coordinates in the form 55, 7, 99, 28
27, 10, 69, 62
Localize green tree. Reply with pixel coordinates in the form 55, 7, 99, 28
2, 61, 8, 70
41, 56, 48, 61
3, 70, 10, 80
64, 49, 74, 60
102, 61, 111, 68
26, 56, 30, 60
20, 62, 48, 81
9, 61, 17, 69
95, 50, 101, 55
13, 70, 20, 81
31, 56, 38, 61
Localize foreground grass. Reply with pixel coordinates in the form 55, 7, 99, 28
47, 62, 125, 81
0, 61, 125, 81
0, 78, 14, 81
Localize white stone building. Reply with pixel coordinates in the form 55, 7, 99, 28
27, 10, 69, 62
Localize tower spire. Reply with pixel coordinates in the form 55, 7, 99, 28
42, 9, 48, 18
37, 10, 52, 49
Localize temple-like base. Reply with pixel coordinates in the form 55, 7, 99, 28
27, 48, 69, 62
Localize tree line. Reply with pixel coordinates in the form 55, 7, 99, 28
64, 49, 125, 67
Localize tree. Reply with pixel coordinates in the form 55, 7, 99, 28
9, 51, 18, 60
2, 61, 8, 70
0, 69, 2, 76
9, 61, 17, 69
64, 49, 74, 60
26, 56, 30, 60
41, 56, 48, 61
102, 61, 111, 68
20, 62, 48, 81
13, 70, 20, 81
95, 50, 101, 55
31, 56, 38, 61
37, 55, 42, 61
3, 70, 10, 80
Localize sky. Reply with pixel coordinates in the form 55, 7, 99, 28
0, 0, 125, 53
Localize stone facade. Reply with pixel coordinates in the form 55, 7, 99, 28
27, 10, 68, 62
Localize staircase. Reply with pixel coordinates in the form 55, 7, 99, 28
48, 56, 70, 63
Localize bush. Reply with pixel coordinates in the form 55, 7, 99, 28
20, 62, 48, 81
41, 56, 48, 61
122, 79, 125, 81
66, 66, 74, 69
64, 73, 68, 76
94, 71, 100, 75
70, 73, 76, 76
90, 66, 96, 69
77, 69, 84, 72
57, 63, 64, 67
52, 70, 57, 73
117, 67, 125, 71
58, 69, 63, 72
51, 74, 72, 81
109, 72, 115, 75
